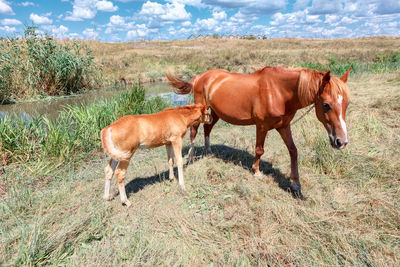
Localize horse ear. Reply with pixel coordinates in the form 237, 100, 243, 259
322, 71, 331, 86
340, 67, 351, 83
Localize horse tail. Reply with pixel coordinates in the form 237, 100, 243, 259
100, 127, 131, 161
166, 72, 193, 95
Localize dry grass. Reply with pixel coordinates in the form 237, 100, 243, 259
85, 37, 400, 84
1, 69, 399, 265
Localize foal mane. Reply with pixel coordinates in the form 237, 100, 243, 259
297, 68, 350, 107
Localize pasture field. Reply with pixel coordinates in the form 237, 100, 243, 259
1, 38, 400, 265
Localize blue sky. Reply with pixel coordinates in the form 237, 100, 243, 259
1, 0, 399, 42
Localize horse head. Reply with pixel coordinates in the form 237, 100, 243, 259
314, 68, 351, 149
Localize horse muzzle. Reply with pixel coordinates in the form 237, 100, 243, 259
329, 134, 348, 150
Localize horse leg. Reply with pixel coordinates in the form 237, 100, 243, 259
187, 123, 200, 164
115, 160, 131, 207
103, 158, 119, 201
171, 138, 186, 191
204, 110, 220, 155
166, 144, 175, 180
252, 125, 268, 178
276, 125, 302, 197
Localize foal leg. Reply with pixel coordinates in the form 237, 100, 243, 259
115, 160, 131, 207
166, 144, 175, 180
276, 125, 302, 196
103, 158, 119, 201
203, 110, 220, 155
187, 122, 200, 164
171, 138, 186, 191
252, 125, 268, 178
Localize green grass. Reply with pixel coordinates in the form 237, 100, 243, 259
298, 54, 400, 76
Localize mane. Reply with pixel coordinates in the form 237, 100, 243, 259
297, 68, 350, 107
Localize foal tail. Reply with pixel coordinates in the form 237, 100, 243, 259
166, 72, 193, 95
100, 127, 131, 161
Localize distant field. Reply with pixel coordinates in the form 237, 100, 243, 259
86, 36, 400, 83
1, 38, 399, 265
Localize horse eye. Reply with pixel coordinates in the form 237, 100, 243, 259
323, 103, 331, 113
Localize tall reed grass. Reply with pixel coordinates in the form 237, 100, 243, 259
0, 85, 168, 164
0, 26, 101, 103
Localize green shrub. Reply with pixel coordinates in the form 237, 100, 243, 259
0, 25, 101, 103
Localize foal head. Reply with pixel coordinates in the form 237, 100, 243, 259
183, 104, 212, 125
314, 68, 351, 149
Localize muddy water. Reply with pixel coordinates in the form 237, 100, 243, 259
0, 82, 189, 119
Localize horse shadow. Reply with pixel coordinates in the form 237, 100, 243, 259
119, 144, 300, 199
183, 144, 294, 194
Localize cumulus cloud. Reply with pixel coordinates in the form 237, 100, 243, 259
1, 18, 22, 25
109, 15, 125, 25
0, 0, 14, 15
139, 1, 191, 22
0, 25, 16, 33
127, 24, 149, 40
30, 13, 53, 25
202, 0, 287, 15
308, 0, 342, 15
65, 0, 118, 21
83, 28, 99, 39
96, 0, 118, 12
375, 0, 400, 15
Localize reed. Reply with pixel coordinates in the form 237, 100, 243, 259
0, 26, 101, 103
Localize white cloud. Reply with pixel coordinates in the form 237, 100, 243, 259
325, 14, 339, 25
0, 0, 13, 15
83, 28, 99, 39
0, 25, 16, 33
42, 24, 69, 38
375, 0, 400, 15
1, 18, 22, 25
110, 15, 125, 25
139, 1, 191, 22
30, 13, 53, 25
202, 0, 287, 14
127, 24, 149, 40
96, 0, 118, 12
308, 0, 342, 15
19, 1, 35, 7
65, 0, 118, 21
293, 0, 310, 11
213, 10, 227, 21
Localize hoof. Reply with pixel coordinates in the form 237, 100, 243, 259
205, 149, 214, 156
289, 183, 304, 199
103, 195, 112, 201
123, 200, 132, 207
254, 172, 263, 179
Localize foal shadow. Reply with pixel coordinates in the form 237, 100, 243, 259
183, 144, 303, 199
118, 170, 171, 198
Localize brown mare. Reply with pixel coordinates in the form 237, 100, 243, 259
100, 104, 210, 206
167, 66, 351, 195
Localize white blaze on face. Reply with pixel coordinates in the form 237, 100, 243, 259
337, 95, 348, 142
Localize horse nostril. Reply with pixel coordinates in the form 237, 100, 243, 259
335, 138, 343, 148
